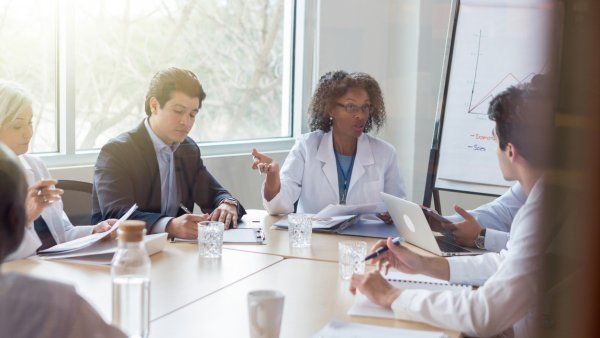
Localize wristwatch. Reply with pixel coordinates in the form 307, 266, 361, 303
475, 228, 486, 250
220, 198, 239, 209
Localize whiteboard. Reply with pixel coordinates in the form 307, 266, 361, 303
435, 0, 560, 195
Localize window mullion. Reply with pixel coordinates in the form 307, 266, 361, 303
57, 0, 75, 156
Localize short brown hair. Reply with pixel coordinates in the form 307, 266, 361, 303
144, 67, 207, 116
308, 71, 386, 133
0, 144, 27, 262
488, 74, 555, 167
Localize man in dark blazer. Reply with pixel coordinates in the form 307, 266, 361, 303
92, 67, 244, 239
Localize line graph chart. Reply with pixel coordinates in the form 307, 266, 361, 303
466, 30, 548, 115
436, 1, 558, 188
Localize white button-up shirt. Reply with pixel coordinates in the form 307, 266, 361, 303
144, 118, 180, 233
391, 179, 545, 337
446, 182, 526, 252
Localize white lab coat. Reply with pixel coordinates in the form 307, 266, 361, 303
263, 130, 406, 214
14, 155, 93, 252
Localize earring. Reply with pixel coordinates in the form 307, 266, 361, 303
329, 116, 333, 121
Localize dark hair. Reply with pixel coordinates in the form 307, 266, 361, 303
144, 67, 207, 116
487, 74, 554, 167
0, 151, 27, 262
308, 71, 386, 133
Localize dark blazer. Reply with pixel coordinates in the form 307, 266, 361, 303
91, 121, 245, 230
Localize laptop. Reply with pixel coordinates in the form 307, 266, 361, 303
380, 192, 484, 256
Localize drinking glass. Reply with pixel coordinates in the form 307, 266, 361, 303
338, 240, 367, 280
287, 213, 312, 248
198, 221, 225, 258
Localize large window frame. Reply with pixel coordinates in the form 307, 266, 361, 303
39, 0, 317, 168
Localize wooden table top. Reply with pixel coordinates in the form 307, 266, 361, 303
227, 210, 436, 261
1, 242, 282, 321
150, 259, 460, 338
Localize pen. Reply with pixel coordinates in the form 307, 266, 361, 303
364, 237, 404, 261
179, 203, 192, 214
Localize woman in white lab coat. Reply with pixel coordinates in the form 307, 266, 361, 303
252, 71, 405, 217
0, 80, 115, 260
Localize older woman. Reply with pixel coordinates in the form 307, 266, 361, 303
252, 71, 406, 217
0, 144, 125, 337
0, 80, 115, 260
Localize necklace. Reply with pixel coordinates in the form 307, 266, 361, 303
334, 150, 356, 205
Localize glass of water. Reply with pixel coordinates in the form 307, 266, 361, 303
338, 240, 367, 280
287, 213, 312, 248
198, 221, 225, 258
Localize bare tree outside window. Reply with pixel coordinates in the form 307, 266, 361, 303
0, 0, 57, 153
74, 0, 290, 150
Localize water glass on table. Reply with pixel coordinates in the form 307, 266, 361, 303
198, 221, 225, 258
287, 213, 312, 248
338, 240, 367, 280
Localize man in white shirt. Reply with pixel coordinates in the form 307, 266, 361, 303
442, 182, 526, 252
350, 75, 554, 337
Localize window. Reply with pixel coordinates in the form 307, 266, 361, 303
0, 0, 58, 153
1, 0, 299, 162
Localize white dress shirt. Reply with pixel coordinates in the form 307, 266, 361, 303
144, 118, 180, 233
5, 154, 94, 261
445, 182, 526, 252
263, 130, 406, 214
391, 179, 545, 337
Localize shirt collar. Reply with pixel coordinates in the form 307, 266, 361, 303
144, 118, 180, 153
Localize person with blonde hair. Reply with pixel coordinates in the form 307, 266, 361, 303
0, 80, 115, 260
0, 143, 125, 338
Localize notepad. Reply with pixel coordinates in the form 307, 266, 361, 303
348, 271, 472, 319
223, 228, 265, 244
312, 320, 447, 338
171, 228, 266, 244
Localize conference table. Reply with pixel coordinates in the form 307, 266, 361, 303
2, 211, 461, 338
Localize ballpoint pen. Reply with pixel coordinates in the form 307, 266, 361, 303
179, 203, 193, 214
364, 237, 404, 261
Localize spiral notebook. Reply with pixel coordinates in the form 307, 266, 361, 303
348, 271, 472, 319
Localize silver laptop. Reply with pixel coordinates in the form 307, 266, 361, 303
380, 192, 484, 256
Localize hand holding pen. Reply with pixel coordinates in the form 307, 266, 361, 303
366, 237, 424, 275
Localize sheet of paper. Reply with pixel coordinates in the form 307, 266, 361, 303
315, 203, 386, 218
347, 291, 396, 319
38, 204, 138, 254
312, 320, 446, 338
39, 233, 167, 263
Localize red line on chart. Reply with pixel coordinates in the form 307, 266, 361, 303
467, 71, 538, 114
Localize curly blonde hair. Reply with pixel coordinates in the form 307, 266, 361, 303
308, 71, 386, 133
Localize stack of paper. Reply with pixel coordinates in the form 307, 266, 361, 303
35, 204, 167, 265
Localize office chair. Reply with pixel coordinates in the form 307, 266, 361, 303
55, 180, 94, 226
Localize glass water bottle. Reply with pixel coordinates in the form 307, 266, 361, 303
111, 220, 151, 338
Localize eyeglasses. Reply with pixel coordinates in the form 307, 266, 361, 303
336, 103, 374, 115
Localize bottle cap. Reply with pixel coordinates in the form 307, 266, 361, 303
118, 220, 146, 242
